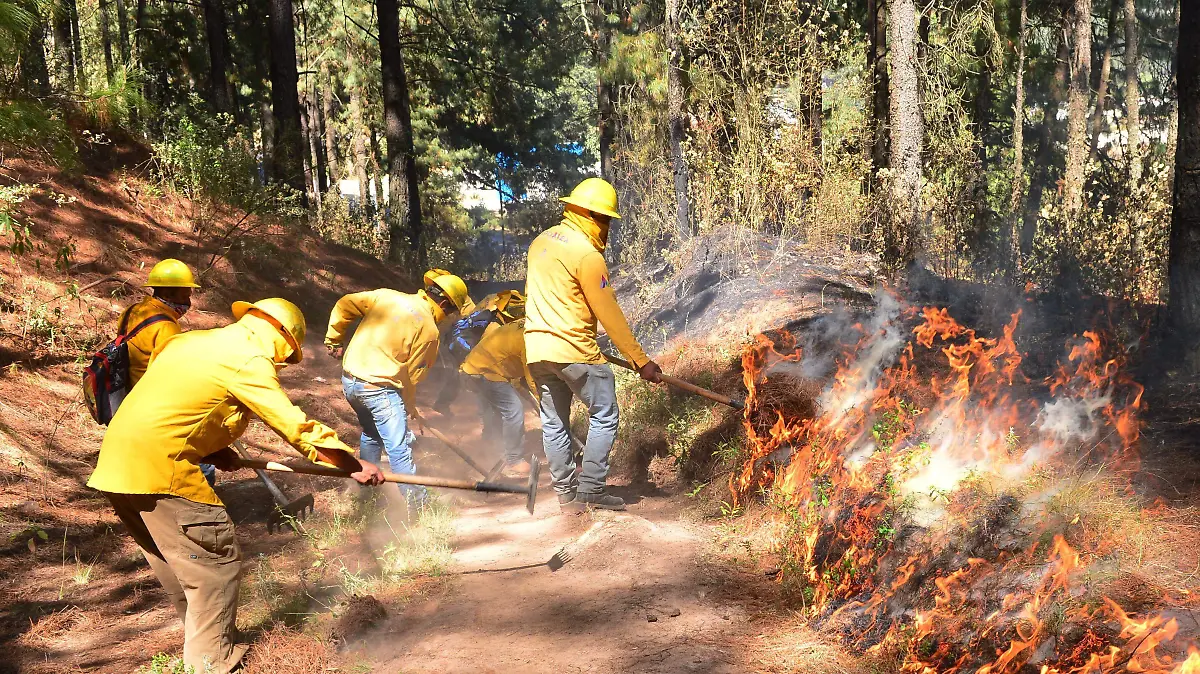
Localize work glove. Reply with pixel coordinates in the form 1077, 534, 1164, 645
639, 360, 663, 383
206, 447, 239, 472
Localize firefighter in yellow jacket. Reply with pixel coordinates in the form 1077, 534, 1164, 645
88, 298, 384, 674
525, 178, 662, 511
460, 317, 536, 477
325, 274, 469, 504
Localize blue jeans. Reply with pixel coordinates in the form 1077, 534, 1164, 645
341, 374, 423, 503
470, 376, 526, 464
200, 463, 216, 487
529, 362, 619, 495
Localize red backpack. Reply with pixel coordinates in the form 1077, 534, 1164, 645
82, 312, 173, 425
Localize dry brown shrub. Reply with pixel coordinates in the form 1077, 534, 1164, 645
241, 626, 337, 674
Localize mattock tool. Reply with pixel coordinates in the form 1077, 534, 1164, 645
232, 440, 315, 534
234, 456, 542, 515
603, 353, 747, 410
410, 409, 491, 478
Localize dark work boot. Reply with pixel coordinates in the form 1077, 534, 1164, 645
558, 490, 583, 512
575, 490, 626, 511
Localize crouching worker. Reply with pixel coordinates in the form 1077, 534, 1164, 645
460, 317, 536, 478
325, 273, 469, 506
87, 298, 384, 674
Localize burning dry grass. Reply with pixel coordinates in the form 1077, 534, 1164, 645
730, 293, 1200, 673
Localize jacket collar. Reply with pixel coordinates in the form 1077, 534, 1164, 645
144, 295, 182, 320
562, 206, 606, 252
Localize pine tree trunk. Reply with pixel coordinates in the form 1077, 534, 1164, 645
299, 93, 321, 215
260, 97, 276, 183
868, 0, 889, 177
202, 0, 232, 114
323, 63, 341, 186
887, 0, 923, 264
99, 0, 115, 84
69, 0, 84, 91
134, 0, 146, 68
53, 2, 74, 90
594, 0, 615, 180
1063, 0, 1092, 217
1023, 28, 1069, 255
308, 89, 328, 194
665, 0, 691, 241
378, 0, 423, 262
267, 0, 307, 201
370, 125, 386, 236
115, 0, 130, 64
19, 3, 50, 96
1011, 0, 1027, 269
1124, 0, 1140, 183
1167, 0, 1180, 156
1091, 0, 1118, 154
350, 86, 373, 218
1167, 0, 1200, 354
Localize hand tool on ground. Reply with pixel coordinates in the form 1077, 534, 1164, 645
234, 457, 541, 514
232, 440, 315, 534
410, 410, 490, 478
602, 353, 746, 410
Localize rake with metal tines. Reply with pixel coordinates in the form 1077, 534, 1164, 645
232, 441, 315, 534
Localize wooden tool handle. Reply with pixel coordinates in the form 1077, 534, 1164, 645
602, 353, 746, 410
410, 410, 490, 477
234, 458, 527, 494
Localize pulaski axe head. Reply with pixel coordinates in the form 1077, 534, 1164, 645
526, 460, 541, 515
268, 492, 315, 534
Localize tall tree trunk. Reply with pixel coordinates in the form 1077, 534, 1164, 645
1022, 28, 1069, 255
322, 63, 341, 186
115, 0, 129, 64
350, 86, 373, 218
311, 87, 329, 193
267, 0, 307, 201
1167, 0, 1180, 157
665, 0, 691, 240
99, 0, 115, 84
594, 0, 615, 179
134, 0, 146, 67
53, 1, 74, 90
1090, 0, 1118, 154
299, 93, 321, 215
202, 0, 232, 114
1063, 0, 1092, 217
19, 3, 50, 96
1123, 0, 1140, 183
868, 0, 889, 177
260, 97, 276, 183
69, 0, 83, 90
378, 0, 423, 261
1166, 0, 1200, 355
1011, 0, 1027, 269
370, 124, 386, 236
886, 0, 923, 264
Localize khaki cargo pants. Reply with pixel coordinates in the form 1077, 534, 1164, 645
104, 492, 246, 674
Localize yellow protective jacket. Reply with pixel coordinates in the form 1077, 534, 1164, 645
325, 289, 444, 403
88, 313, 355, 506
461, 319, 533, 393
524, 213, 649, 368
118, 295, 182, 387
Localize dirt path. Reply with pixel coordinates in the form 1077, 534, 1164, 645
352, 480, 778, 673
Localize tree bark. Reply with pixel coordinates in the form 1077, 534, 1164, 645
1167, 0, 1200, 353
134, 0, 146, 68
378, 0, 423, 262
53, 1, 74, 90
886, 0, 923, 264
1022, 27, 1069, 255
299, 93, 320, 214
307, 88, 328, 194
1091, 0, 1118, 155
1063, 0, 1092, 217
69, 0, 84, 90
322, 63, 341, 186
370, 124, 386, 236
1011, 0, 1027, 269
350, 86, 373, 218
267, 0, 307, 201
1167, 0, 1181, 157
19, 3, 50, 96
99, 0, 115, 84
202, 0, 233, 114
868, 0, 889, 176
260, 97, 276, 183
115, 0, 130, 65
1123, 0, 1140, 183
665, 0, 691, 240
594, 0, 615, 180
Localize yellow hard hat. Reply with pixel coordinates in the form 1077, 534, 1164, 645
231, 298, 307, 364
424, 270, 470, 312
144, 258, 200, 288
559, 177, 620, 219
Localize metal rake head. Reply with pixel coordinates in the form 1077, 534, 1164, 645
268, 493, 315, 534
547, 548, 573, 572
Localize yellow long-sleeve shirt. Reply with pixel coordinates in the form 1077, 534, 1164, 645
118, 295, 182, 386
461, 319, 533, 392
524, 216, 649, 368
324, 289, 443, 401
88, 314, 355, 506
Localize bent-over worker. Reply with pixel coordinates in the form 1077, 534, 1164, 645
325, 273, 469, 505
460, 317, 536, 478
88, 298, 383, 674
525, 177, 662, 511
